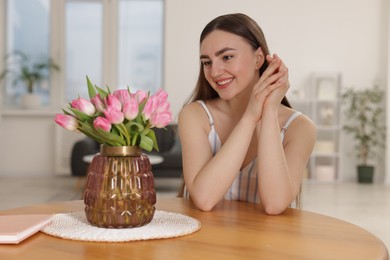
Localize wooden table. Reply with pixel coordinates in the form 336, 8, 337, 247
0, 198, 388, 260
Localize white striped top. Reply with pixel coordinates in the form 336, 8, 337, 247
183, 100, 302, 203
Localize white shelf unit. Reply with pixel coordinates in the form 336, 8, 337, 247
290, 73, 342, 182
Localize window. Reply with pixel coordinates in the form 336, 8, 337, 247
65, 1, 103, 101
64, 0, 163, 102
118, 0, 163, 92
3, 0, 51, 107
2, 0, 164, 108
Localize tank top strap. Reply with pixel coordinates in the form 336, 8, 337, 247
197, 100, 215, 127
282, 111, 302, 130
196, 100, 221, 155
281, 111, 302, 142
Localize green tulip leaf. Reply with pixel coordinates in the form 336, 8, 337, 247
146, 129, 159, 151
95, 85, 108, 99
95, 128, 126, 146
140, 135, 153, 152
86, 76, 97, 99
68, 107, 92, 121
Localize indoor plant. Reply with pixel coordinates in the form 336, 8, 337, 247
55, 76, 172, 152
55, 76, 172, 228
342, 85, 386, 183
0, 51, 60, 108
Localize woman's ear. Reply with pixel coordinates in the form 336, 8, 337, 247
255, 47, 264, 70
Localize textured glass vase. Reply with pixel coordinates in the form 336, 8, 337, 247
84, 145, 156, 228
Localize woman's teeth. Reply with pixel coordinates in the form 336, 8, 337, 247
217, 78, 233, 85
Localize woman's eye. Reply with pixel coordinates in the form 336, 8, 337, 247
202, 60, 211, 67
223, 55, 233, 61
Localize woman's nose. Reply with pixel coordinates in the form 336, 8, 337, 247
210, 61, 224, 78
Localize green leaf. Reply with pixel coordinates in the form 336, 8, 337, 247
140, 135, 154, 152
77, 121, 126, 146
137, 92, 150, 114
114, 123, 131, 145
127, 121, 144, 132
95, 128, 126, 146
105, 85, 112, 94
131, 133, 139, 146
62, 108, 73, 116
95, 85, 109, 99
87, 76, 97, 99
146, 129, 159, 151
76, 122, 106, 144
68, 107, 92, 121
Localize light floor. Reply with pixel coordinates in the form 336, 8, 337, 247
0, 176, 389, 251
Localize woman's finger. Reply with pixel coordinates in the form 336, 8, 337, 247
264, 69, 287, 85
254, 57, 282, 90
252, 74, 286, 101
257, 68, 287, 92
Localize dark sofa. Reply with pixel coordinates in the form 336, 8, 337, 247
70, 124, 182, 179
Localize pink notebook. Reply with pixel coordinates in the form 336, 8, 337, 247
0, 214, 52, 244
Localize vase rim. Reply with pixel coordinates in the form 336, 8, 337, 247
100, 145, 142, 156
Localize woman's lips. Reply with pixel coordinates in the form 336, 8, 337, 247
215, 78, 233, 89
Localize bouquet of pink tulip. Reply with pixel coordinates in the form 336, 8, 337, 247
55, 76, 172, 152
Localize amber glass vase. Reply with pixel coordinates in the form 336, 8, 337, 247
84, 145, 156, 228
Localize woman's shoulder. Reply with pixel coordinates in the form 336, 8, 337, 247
281, 106, 313, 125
179, 101, 203, 119
296, 113, 316, 133
178, 101, 210, 127
282, 107, 317, 140
178, 101, 213, 139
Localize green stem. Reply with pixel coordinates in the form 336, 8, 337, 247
115, 123, 131, 146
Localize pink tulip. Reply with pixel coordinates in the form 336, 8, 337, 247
113, 89, 130, 105
150, 111, 172, 128
104, 106, 124, 124
143, 97, 156, 120
134, 90, 148, 103
123, 98, 139, 120
153, 89, 168, 103
91, 94, 105, 113
54, 114, 78, 131
106, 94, 122, 111
93, 117, 111, 132
71, 97, 95, 116
156, 101, 170, 114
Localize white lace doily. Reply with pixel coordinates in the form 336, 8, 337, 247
42, 210, 201, 242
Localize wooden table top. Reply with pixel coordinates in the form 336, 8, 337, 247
0, 198, 388, 260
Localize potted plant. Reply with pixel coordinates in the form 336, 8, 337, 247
0, 51, 60, 109
55, 76, 173, 228
341, 85, 386, 183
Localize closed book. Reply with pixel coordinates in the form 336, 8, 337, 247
0, 214, 52, 244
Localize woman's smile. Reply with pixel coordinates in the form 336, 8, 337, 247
215, 77, 234, 89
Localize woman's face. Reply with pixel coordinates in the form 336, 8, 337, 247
200, 30, 263, 100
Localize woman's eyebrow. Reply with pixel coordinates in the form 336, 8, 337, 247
200, 47, 236, 59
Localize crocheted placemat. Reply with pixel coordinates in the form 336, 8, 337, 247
42, 210, 201, 242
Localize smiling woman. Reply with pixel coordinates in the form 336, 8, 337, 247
178, 13, 316, 214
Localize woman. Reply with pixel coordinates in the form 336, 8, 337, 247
178, 13, 316, 214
